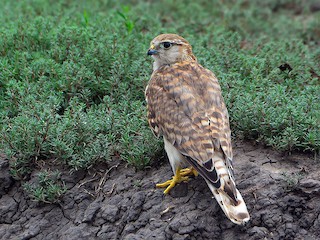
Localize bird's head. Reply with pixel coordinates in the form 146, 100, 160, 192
147, 34, 197, 70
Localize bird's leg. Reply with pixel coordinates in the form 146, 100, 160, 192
156, 166, 198, 194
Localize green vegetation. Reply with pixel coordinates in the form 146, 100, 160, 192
0, 0, 319, 201
282, 171, 306, 190
23, 170, 67, 203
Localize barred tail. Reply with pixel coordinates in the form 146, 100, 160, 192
206, 179, 250, 225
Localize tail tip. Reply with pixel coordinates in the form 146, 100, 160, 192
231, 212, 250, 225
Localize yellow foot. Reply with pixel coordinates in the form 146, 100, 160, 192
156, 167, 198, 194
180, 167, 199, 177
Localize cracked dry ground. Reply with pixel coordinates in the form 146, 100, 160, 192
1, 142, 320, 240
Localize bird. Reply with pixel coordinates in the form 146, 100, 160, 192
145, 33, 250, 225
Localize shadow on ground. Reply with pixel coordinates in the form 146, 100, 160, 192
1, 142, 320, 240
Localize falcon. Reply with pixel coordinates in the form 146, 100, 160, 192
145, 33, 250, 224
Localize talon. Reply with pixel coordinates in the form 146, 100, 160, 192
156, 179, 175, 188
156, 167, 198, 194
180, 167, 198, 177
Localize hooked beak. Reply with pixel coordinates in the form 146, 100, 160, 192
147, 44, 158, 55
147, 49, 158, 56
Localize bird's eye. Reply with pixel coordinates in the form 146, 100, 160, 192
162, 42, 172, 49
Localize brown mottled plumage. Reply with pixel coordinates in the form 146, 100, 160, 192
145, 34, 249, 224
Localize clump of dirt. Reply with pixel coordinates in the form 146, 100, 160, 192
0, 142, 320, 240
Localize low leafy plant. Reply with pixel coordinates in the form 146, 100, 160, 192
23, 170, 67, 203
281, 171, 305, 190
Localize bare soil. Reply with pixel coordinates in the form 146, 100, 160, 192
1, 141, 320, 240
